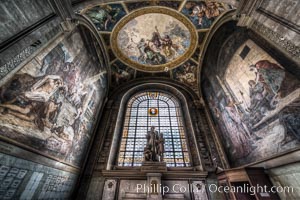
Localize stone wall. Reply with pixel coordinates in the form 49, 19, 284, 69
268, 162, 300, 199
237, 0, 300, 67
0, 0, 53, 43
0, 1, 109, 197
202, 13, 300, 167
0, 152, 78, 199
252, 0, 300, 46
0, 0, 61, 81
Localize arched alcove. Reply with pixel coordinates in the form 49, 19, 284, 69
201, 20, 300, 168
107, 82, 202, 170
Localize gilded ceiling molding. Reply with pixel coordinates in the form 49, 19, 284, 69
110, 6, 198, 72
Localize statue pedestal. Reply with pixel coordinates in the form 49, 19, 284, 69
141, 162, 167, 173
146, 173, 163, 200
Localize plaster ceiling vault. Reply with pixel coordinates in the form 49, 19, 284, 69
78, 0, 235, 94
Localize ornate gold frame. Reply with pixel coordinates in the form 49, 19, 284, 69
111, 6, 198, 72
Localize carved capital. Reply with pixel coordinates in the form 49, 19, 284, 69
60, 18, 78, 32
237, 14, 254, 28
193, 99, 205, 109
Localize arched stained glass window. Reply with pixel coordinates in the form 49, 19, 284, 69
118, 91, 190, 167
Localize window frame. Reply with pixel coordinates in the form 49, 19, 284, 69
117, 91, 191, 167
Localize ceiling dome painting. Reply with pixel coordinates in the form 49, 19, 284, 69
81, 1, 234, 89
111, 7, 198, 72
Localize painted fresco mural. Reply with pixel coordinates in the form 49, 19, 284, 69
82, 1, 232, 77
173, 60, 198, 91
85, 4, 126, 31
111, 60, 135, 87
117, 13, 191, 66
203, 40, 300, 166
0, 30, 107, 167
125, 1, 181, 12
181, 1, 225, 29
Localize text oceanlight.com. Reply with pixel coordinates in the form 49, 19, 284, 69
136, 183, 294, 196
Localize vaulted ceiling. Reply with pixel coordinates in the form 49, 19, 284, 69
75, 0, 236, 95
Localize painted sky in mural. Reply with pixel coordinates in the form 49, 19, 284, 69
0, 31, 107, 167
181, 1, 225, 29
204, 40, 300, 166
117, 13, 191, 66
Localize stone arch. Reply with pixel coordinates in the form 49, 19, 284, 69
106, 81, 203, 170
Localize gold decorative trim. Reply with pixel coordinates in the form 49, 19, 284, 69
111, 6, 198, 72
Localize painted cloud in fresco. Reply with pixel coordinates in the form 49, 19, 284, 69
117, 13, 191, 66
0, 30, 107, 167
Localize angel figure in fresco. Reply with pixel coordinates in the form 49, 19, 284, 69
113, 67, 131, 85
175, 62, 197, 88
161, 35, 179, 58
154, 26, 180, 58
143, 44, 166, 65
187, 1, 223, 28
86, 5, 121, 30
150, 27, 162, 49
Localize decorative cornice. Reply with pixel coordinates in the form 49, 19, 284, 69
0, 45, 35, 80
256, 7, 300, 34
0, 23, 61, 82
101, 169, 208, 179
250, 20, 300, 62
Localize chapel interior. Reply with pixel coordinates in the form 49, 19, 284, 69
0, 0, 299, 199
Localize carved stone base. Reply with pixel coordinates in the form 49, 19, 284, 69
141, 162, 167, 172
122, 192, 147, 199
147, 173, 163, 200
164, 193, 185, 200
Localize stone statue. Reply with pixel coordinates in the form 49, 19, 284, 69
144, 126, 164, 162
157, 133, 165, 162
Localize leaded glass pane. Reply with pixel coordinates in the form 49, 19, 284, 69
159, 108, 169, 116
118, 92, 190, 167
137, 117, 147, 125
149, 100, 157, 107
130, 108, 138, 116
164, 139, 174, 151
149, 117, 159, 127
127, 127, 136, 137
159, 117, 170, 125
